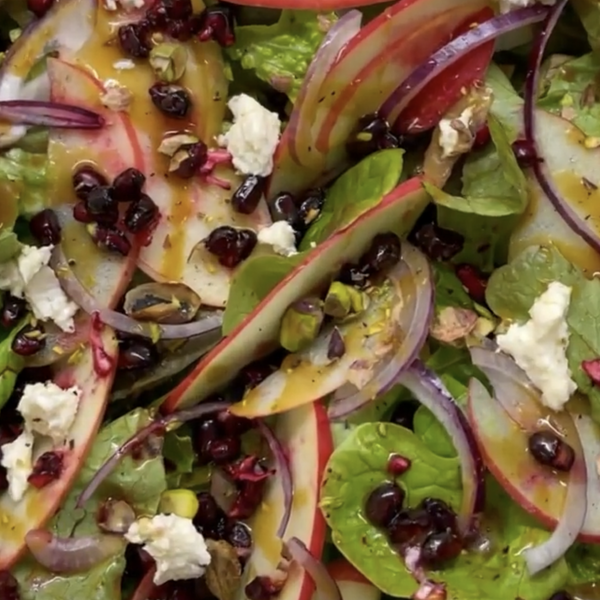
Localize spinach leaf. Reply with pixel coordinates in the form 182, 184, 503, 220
0, 320, 26, 410
300, 149, 405, 250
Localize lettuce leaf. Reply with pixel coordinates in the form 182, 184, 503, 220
226, 10, 334, 101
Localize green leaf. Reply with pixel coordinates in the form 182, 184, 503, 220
0, 229, 21, 263
163, 427, 195, 488
429, 115, 528, 271
320, 422, 462, 597
222, 252, 306, 334
0, 319, 26, 410
538, 53, 600, 138
432, 262, 473, 311
486, 245, 600, 421
300, 149, 405, 250
0, 149, 48, 219
413, 406, 457, 458
484, 63, 523, 140
572, 0, 600, 54
51, 408, 167, 537
14, 555, 126, 600
225, 10, 334, 101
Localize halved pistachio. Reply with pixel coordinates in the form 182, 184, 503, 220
279, 297, 324, 353
158, 132, 199, 157
324, 281, 368, 319
149, 43, 187, 83
124, 282, 201, 324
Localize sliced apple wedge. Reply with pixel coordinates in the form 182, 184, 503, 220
324, 559, 381, 600
240, 402, 333, 600
163, 177, 428, 413
0, 324, 118, 569
467, 379, 600, 542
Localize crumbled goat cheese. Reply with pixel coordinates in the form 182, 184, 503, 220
0, 245, 78, 331
500, 0, 557, 13
1, 430, 34, 502
101, 80, 133, 112
18, 381, 82, 444
125, 514, 212, 585
113, 59, 136, 71
257, 222, 298, 257
438, 106, 474, 158
497, 281, 577, 411
218, 94, 281, 177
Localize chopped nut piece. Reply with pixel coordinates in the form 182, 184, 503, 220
100, 80, 133, 112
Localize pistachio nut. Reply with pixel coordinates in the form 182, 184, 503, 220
279, 297, 324, 353
159, 489, 199, 519
158, 132, 200, 157
149, 43, 187, 83
324, 281, 368, 319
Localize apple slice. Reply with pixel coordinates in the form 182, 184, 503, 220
0, 0, 96, 146
163, 177, 428, 413
240, 402, 333, 600
0, 324, 118, 569
467, 379, 600, 542
268, 0, 487, 196
323, 559, 381, 600
509, 109, 600, 275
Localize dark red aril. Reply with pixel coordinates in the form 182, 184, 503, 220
118, 23, 151, 58
12, 324, 46, 356
170, 142, 207, 178
582, 358, 600, 386
528, 430, 575, 472
297, 188, 325, 228
204, 226, 257, 268
364, 482, 405, 528
389, 400, 420, 430
217, 410, 252, 437
0, 464, 8, 492
455, 264, 487, 304
209, 437, 241, 464
28, 451, 64, 488
149, 83, 191, 119
227, 520, 253, 550
346, 113, 396, 159
224, 456, 272, 483
112, 168, 146, 203
161, 0, 193, 20
511, 139, 542, 168
473, 124, 491, 149
88, 225, 132, 256
194, 418, 221, 459
338, 263, 371, 289
420, 497, 458, 533
0, 570, 19, 600
165, 19, 195, 41
387, 507, 431, 545
29, 209, 61, 245
238, 361, 274, 391
229, 479, 267, 519
72, 165, 107, 201
269, 192, 300, 229
118, 339, 158, 370
548, 592, 573, 600
85, 186, 119, 224
388, 454, 411, 476
124, 194, 159, 234
420, 530, 463, 567
197, 5, 236, 47
231, 175, 266, 215
1, 295, 27, 328
27, 0, 54, 17
193, 492, 222, 529
359, 232, 401, 277
73, 201, 93, 223
413, 223, 464, 262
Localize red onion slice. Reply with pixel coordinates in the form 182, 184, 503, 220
328, 243, 434, 420
397, 362, 485, 532
257, 419, 293, 538
0, 100, 104, 128
380, 5, 551, 127
286, 537, 342, 600
520, 1, 599, 248
52, 244, 223, 340
131, 568, 158, 600
25, 530, 125, 573
76, 401, 230, 508
284, 10, 362, 166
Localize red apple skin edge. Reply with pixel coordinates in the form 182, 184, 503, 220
322, 559, 381, 600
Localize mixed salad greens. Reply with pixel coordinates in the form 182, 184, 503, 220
3, 0, 600, 599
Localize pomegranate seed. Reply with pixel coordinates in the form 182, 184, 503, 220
388, 454, 411, 475
28, 451, 64, 488
414, 223, 464, 262
198, 6, 236, 47
582, 358, 600, 385
72, 166, 107, 200
27, 0, 54, 17
473, 124, 490, 149
118, 23, 151, 58
73, 201, 94, 223
85, 186, 119, 225
124, 194, 159, 234
1, 295, 27, 328
29, 209, 61, 245
149, 83, 191, 119
528, 430, 575, 472
511, 139, 542, 168
118, 339, 159, 370
87, 225, 132, 256
112, 168, 146, 203
455, 264, 487, 304
0, 570, 19, 600
11, 324, 46, 356
231, 175, 266, 215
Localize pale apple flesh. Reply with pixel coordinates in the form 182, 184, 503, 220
0, 325, 118, 569
239, 402, 333, 600
164, 177, 429, 414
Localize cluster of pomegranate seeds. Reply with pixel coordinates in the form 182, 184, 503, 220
0, 295, 27, 328
71, 165, 158, 255
204, 226, 258, 268
455, 264, 488, 304
28, 451, 64, 488
266, 188, 325, 238
29, 209, 62, 246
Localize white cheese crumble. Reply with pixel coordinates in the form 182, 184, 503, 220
113, 59, 136, 71
499, 0, 557, 13
438, 106, 474, 158
0, 245, 78, 332
100, 80, 133, 112
257, 222, 298, 257
218, 94, 281, 177
497, 281, 577, 411
102, 0, 144, 11
125, 514, 212, 585
1, 430, 34, 502
18, 381, 82, 444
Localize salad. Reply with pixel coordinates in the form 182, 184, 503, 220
2, 0, 600, 598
